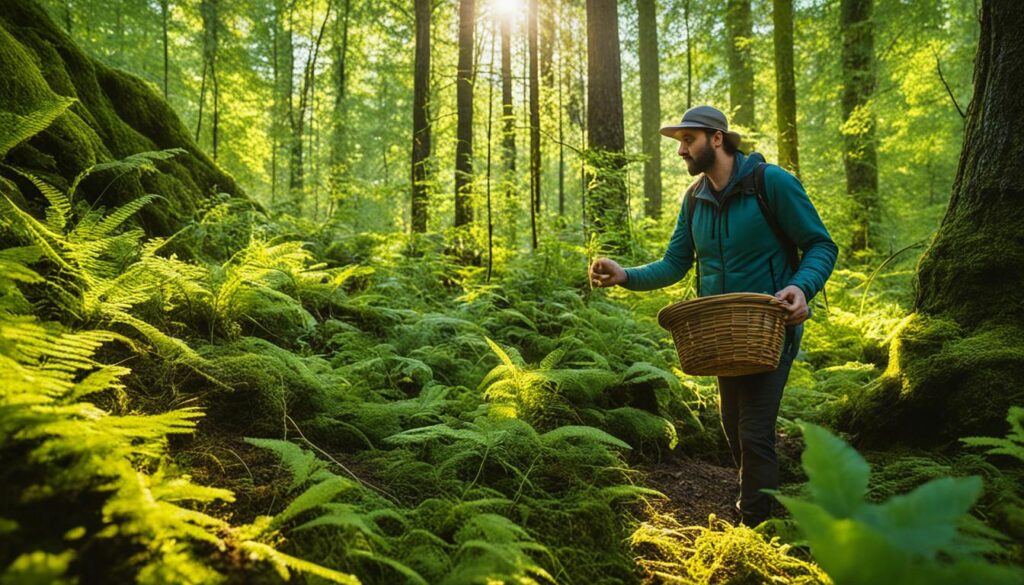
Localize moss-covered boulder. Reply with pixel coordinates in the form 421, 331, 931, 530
0, 0, 251, 237
831, 314, 1024, 447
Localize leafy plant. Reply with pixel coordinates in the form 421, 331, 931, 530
962, 406, 1024, 463
777, 422, 1024, 585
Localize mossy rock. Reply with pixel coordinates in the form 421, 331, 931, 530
830, 313, 1024, 447
0, 0, 253, 238
198, 337, 336, 433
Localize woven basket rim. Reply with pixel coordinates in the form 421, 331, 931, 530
657, 292, 786, 330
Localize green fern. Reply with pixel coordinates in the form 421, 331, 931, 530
244, 437, 328, 490
238, 541, 361, 585
962, 406, 1024, 463
0, 96, 76, 158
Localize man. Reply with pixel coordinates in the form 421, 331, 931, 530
588, 105, 838, 526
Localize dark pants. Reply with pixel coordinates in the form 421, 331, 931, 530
717, 325, 802, 526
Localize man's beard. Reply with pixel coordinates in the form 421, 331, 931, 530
685, 144, 716, 176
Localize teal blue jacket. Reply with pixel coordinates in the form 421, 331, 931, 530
624, 152, 838, 353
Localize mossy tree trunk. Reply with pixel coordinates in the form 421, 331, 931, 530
726, 0, 754, 140
410, 0, 431, 233
773, 0, 799, 175
454, 0, 474, 228
840, 0, 878, 252
528, 0, 541, 248
638, 0, 662, 220
585, 0, 629, 252
0, 0, 245, 238
500, 15, 516, 242
836, 0, 1024, 446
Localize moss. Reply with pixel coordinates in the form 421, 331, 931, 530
0, 0, 251, 239
198, 337, 335, 434
631, 512, 829, 584
604, 407, 679, 457
830, 313, 1024, 447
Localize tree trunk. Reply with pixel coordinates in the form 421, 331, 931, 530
411, 0, 431, 233
840, 0, 878, 252
500, 15, 516, 243
454, 0, 474, 227
773, 0, 799, 175
528, 0, 541, 248
586, 0, 628, 249
331, 0, 350, 183
540, 0, 554, 88
685, 0, 692, 108
637, 0, 662, 220
161, 0, 168, 99
836, 0, 1024, 447
726, 0, 754, 135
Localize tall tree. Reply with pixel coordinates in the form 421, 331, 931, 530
840, 0, 878, 251
726, 0, 755, 135
773, 0, 799, 174
585, 0, 628, 247
500, 13, 516, 241
160, 0, 168, 99
411, 0, 431, 233
684, 0, 692, 108
331, 0, 351, 184
540, 0, 554, 88
528, 0, 540, 248
637, 0, 662, 219
454, 0, 475, 227
289, 0, 333, 207
837, 0, 1024, 446
196, 0, 220, 160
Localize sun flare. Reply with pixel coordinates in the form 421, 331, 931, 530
493, 0, 523, 17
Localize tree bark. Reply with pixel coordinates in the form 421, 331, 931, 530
540, 0, 554, 88
726, 0, 754, 135
586, 0, 628, 248
773, 0, 799, 175
331, 0, 350, 180
836, 0, 1024, 447
454, 0, 475, 227
411, 0, 431, 233
161, 0, 168, 99
528, 0, 541, 248
500, 15, 516, 242
840, 0, 878, 251
637, 0, 662, 220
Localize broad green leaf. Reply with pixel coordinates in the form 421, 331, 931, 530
799, 421, 869, 517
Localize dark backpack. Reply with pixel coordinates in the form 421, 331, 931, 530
684, 161, 803, 297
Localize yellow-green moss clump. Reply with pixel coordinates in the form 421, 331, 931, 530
829, 313, 1024, 447
0, 0, 252, 238
631, 513, 831, 584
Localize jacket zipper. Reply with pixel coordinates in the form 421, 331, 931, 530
719, 201, 727, 293
768, 256, 777, 292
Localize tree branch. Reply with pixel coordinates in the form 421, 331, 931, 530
932, 48, 966, 119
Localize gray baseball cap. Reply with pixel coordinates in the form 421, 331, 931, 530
660, 105, 742, 149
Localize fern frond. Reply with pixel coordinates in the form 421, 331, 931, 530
239, 541, 361, 585
269, 476, 355, 531
0, 96, 76, 158
540, 426, 631, 450
69, 149, 186, 198
243, 437, 325, 491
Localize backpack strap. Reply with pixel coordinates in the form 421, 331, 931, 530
752, 162, 800, 273
752, 161, 830, 313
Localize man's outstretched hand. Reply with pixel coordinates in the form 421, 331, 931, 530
774, 285, 808, 325
589, 258, 627, 288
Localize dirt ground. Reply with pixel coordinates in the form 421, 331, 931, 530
638, 455, 741, 526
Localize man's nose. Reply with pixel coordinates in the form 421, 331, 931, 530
678, 142, 687, 156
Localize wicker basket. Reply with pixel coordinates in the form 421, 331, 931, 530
657, 292, 788, 377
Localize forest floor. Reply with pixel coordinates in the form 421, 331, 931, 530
639, 457, 739, 526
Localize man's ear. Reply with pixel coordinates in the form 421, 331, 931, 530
712, 130, 724, 150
